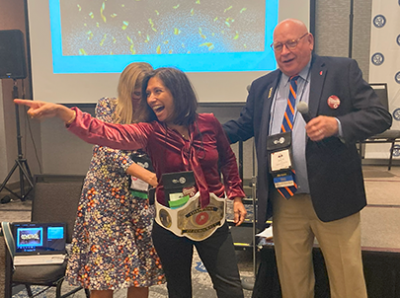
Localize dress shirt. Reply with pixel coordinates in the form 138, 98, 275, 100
269, 62, 311, 194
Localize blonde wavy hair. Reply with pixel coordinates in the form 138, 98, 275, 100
113, 62, 153, 124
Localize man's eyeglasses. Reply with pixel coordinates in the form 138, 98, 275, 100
270, 33, 309, 52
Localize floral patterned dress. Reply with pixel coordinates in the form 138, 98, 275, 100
65, 97, 165, 290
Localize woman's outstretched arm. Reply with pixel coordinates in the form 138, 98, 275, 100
14, 99, 76, 124
15, 99, 153, 152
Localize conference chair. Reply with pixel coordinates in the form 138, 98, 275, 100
359, 83, 400, 170
0, 232, 6, 298
11, 175, 90, 298
1, 224, 13, 298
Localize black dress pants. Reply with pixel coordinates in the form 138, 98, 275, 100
152, 221, 244, 298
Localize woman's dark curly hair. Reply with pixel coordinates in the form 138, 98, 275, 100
135, 67, 198, 126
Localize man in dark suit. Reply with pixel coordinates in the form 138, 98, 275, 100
223, 19, 392, 298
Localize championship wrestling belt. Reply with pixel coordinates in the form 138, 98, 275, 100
155, 192, 226, 241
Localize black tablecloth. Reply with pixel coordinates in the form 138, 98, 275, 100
252, 244, 400, 298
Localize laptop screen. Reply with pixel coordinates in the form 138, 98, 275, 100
12, 222, 66, 255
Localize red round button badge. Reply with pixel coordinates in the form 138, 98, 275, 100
327, 95, 340, 109
195, 212, 209, 226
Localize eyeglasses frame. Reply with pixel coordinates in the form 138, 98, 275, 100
270, 32, 309, 52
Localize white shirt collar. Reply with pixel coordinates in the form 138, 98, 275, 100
281, 58, 312, 87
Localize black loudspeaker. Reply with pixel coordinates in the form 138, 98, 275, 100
0, 29, 27, 79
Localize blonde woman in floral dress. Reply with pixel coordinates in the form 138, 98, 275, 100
65, 62, 165, 298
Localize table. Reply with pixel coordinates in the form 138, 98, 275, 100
252, 243, 400, 298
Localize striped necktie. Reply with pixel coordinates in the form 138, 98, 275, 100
278, 75, 299, 199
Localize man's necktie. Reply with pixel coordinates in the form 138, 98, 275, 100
278, 75, 299, 199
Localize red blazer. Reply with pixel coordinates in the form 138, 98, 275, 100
68, 111, 245, 207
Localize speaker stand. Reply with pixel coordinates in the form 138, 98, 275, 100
241, 142, 259, 291
0, 79, 34, 202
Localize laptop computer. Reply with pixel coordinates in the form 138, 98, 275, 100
12, 222, 67, 266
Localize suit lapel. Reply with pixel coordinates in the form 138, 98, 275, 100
260, 71, 281, 135
309, 55, 327, 118
259, 71, 281, 156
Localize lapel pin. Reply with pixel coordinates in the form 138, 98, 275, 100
268, 87, 273, 99
320, 71, 323, 75
327, 95, 340, 109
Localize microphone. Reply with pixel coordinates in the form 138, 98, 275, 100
296, 101, 312, 123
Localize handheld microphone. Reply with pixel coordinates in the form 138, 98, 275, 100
296, 101, 312, 123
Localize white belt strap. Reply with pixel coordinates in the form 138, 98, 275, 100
155, 192, 226, 241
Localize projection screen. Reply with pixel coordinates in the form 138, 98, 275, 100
27, 0, 312, 104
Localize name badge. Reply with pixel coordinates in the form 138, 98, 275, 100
267, 131, 296, 191
273, 174, 295, 188
270, 149, 292, 172
130, 176, 149, 192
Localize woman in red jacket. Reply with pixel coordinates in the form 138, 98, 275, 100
15, 67, 247, 298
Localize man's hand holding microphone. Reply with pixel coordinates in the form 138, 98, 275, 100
297, 101, 339, 142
